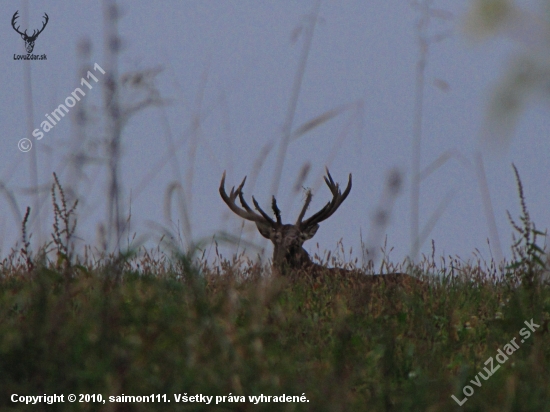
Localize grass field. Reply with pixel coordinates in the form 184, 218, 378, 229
0, 187, 549, 411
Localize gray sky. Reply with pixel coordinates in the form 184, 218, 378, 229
1, 0, 549, 268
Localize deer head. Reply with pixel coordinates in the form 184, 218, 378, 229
12, 11, 49, 54
220, 168, 352, 274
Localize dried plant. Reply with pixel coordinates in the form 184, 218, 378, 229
51, 173, 79, 270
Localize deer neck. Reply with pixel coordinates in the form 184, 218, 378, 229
273, 244, 315, 275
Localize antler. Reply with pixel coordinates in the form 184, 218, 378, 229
32, 13, 49, 39
11, 11, 48, 39
219, 172, 275, 225
297, 168, 352, 228
221, 169, 351, 229
11, 11, 25, 36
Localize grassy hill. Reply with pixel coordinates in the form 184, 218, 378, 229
0, 245, 548, 411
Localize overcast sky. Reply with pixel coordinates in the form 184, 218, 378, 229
1, 0, 549, 269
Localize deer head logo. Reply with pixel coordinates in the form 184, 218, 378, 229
12, 11, 49, 54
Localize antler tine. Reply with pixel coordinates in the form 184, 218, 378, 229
252, 197, 275, 223
232, 181, 275, 224
324, 166, 335, 188
236, 190, 253, 212
300, 170, 352, 228
39, 13, 49, 32
271, 196, 282, 224
295, 190, 313, 225
326, 173, 352, 209
11, 11, 24, 36
30, 13, 49, 38
219, 171, 269, 224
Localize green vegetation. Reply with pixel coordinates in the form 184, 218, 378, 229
0, 173, 549, 412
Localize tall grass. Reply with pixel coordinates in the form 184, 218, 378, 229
0, 179, 548, 410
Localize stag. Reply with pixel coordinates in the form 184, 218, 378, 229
12, 11, 49, 54
220, 168, 420, 286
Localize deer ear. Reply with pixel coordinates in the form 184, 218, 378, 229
255, 221, 272, 239
301, 224, 319, 240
